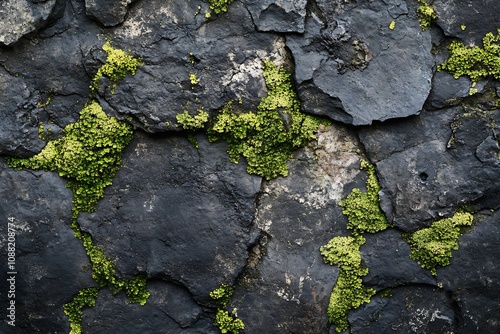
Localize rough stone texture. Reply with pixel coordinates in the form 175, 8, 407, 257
286, 0, 433, 125
79, 132, 262, 301
231, 124, 365, 333
359, 107, 500, 231
0, 0, 66, 46
243, 0, 307, 33
434, 0, 500, 44
82, 281, 217, 333
0, 160, 94, 334
85, 0, 135, 27
0, 1, 500, 334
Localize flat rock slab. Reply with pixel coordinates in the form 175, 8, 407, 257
287, 0, 433, 125
359, 108, 500, 231
79, 132, 261, 300
0, 161, 94, 334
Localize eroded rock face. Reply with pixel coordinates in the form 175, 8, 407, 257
287, 0, 433, 125
85, 0, 136, 27
243, 0, 307, 33
78, 132, 262, 301
0, 161, 94, 334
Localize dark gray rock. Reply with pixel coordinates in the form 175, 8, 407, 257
243, 0, 307, 33
427, 71, 471, 110
82, 281, 217, 333
286, 0, 433, 125
439, 210, 500, 333
231, 125, 364, 333
85, 0, 135, 27
96, 0, 288, 132
0, 161, 95, 334
359, 108, 500, 231
349, 286, 457, 334
361, 229, 435, 290
434, 0, 500, 44
0, 0, 66, 46
79, 132, 262, 301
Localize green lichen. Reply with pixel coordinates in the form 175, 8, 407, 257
210, 283, 245, 334
176, 109, 209, 130
321, 160, 389, 332
63, 287, 99, 334
417, 0, 438, 31
189, 73, 200, 85
208, 0, 234, 15
406, 211, 474, 275
439, 29, 500, 86
339, 160, 390, 235
91, 40, 143, 93
207, 61, 327, 180
320, 235, 375, 332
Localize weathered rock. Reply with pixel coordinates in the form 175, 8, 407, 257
82, 281, 217, 333
96, 0, 288, 132
0, 0, 66, 46
286, 0, 434, 125
0, 161, 94, 334
427, 71, 471, 110
359, 108, 500, 231
243, 0, 307, 33
434, 0, 500, 44
349, 286, 457, 334
439, 210, 500, 333
85, 0, 135, 27
231, 125, 364, 333
79, 132, 262, 301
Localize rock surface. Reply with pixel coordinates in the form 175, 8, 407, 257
0, 1, 499, 334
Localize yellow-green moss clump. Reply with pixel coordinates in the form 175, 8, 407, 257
176, 109, 209, 130
417, 0, 438, 31
92, 40, 143, 93
207, 61, 327, 180
63, 287, 99, 334
439, 29, 500, 86
208, 0, 234, 15
210, 283, 245, 334
406, 211, 473, 275
339, 160, 390, 235
320, 235, 374, 332
321, 160, 389, 332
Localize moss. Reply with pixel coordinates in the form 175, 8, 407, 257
321, 160, 389, 332
439, 29, 500, 86
389, 20, 396, 30
176, 109, 209, 130
207, 61, 328, 180
91, 40, 143, 93
320, 235, 375, 332
208, 0, 234, 15
417, 0, 438, 31
339, 160, 390, 235
210, 283, 245, 334
189, 73, 200, 85
8, 101, 134, 215
63, 287, 99, 334
406, 211, 473, 275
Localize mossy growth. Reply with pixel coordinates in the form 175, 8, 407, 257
176, 109, 209, 130
189, 73, 200, 85
208, 0, 234, 15
417, 0, 438, 31
207, 61, 328, 180
406, 211, 473, 275
63, 287, 99, 334
7, 100, 150, 330
439, 29, 500, 86
320, 235, 375, 332
7, 101, 134, 215
210, 283, 245, 334
339, 160, 390, 235
91, 40, 143, 93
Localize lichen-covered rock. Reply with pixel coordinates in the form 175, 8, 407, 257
0, 161, 94, 334
78, 132, 261, 300
286, 0, 433, 125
